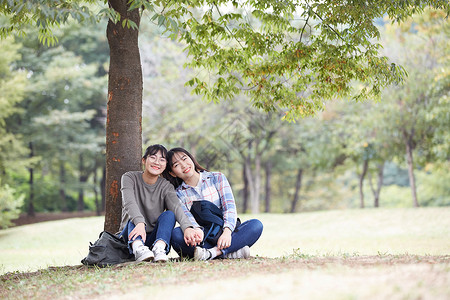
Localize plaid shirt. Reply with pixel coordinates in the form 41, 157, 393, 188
175, 171, 237, 231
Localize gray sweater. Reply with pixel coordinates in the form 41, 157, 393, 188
119, 171, 193, 233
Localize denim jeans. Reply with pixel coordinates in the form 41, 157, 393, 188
120, 210, 176, 254
171, 219, 263, 258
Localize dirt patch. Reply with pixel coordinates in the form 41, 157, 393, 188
3, 255, 448, 300
11, 211, 102, 227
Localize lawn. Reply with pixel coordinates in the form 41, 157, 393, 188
1, 207, 449, 299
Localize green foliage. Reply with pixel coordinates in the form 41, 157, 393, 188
376, 9, 449, 170
0, 184, 24, 229
416, 165, 450, 206
0, 36, 29, 183
0, 20, 108, 214
0, 0, 98, 46
160, 0, 449, 120
2, 1, 448, 120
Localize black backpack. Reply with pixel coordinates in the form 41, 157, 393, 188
190, 200, 241, 245
190, 200, 224, 245
81, 231, 134, 267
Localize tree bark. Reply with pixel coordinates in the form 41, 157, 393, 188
27, 142, 35, 217
264, 160, 272, 213
403, 130, 419, 207
104, 0, 142, 233
358, 159, 369, 209
291, 168, 303, 213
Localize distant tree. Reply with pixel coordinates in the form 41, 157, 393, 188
376, 9, 449, 207
0, 37, 27, 226
4, 32, 106, 215
281, 111, 345, 212
0, 37, 27, 183
338, 100, 378, 209
232, 109, 281, 214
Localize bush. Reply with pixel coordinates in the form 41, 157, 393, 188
0, 184, 24, 229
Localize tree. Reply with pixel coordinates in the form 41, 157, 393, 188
1, 0, 448, 231
377, 9, 449, 207
224, 107, 282, 214
337, 100, 380, 208
33, 109, 100, 211
280, 110, 346, 212
3, 25, 107, 215
0, 37, 27, 228
0, 37, 27, 182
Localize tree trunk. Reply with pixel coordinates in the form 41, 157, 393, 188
358, 159, 369, 209
59, 162, 68, 212
264, 160, 272, 213
242, 161, 249, 213
104, 0, 143, 233
403, 131, 419, 207
78, 154, 84, 211
27, 142, 35, 217
244, 159, 254, 213
78, 154, 89, 212
291, 168, 303, 213
251, 150, 261, 214
369, 162, 385, 208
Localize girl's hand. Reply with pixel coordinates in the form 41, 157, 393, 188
184, 227, 199, 246
183, 227, 195, 246
129, 222, 146, 242
184, 227, 204, 246
194, 228, 204, 244
217, 228, 232, 250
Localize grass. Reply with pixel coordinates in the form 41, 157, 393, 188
0, 207, 449, 299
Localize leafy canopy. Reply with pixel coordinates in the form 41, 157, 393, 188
1, 0, 449, 121
0, 0, 98, 45
155, 0, 448, 120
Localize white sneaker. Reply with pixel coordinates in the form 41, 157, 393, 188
194, 247, 213, 261
152, 244, 168, 263
225, 246, 250, 259
134, 245, 154, 262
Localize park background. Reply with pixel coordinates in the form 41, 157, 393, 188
1, 8, 448, 224
0, 3, 449, 298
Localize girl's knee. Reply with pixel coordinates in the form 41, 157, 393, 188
159, 210, 176, 224
171, 227, 184, 240
161, 210, 175, 219
250, 219, 263, 235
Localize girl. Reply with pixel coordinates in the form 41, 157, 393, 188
165, 147, 263, 260
118, 144, 201, 262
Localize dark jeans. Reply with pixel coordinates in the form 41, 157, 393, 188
171, 219, 263, 258
120, 210, 175, 254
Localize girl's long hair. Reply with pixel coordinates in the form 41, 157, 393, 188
163, 147, 207, 188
